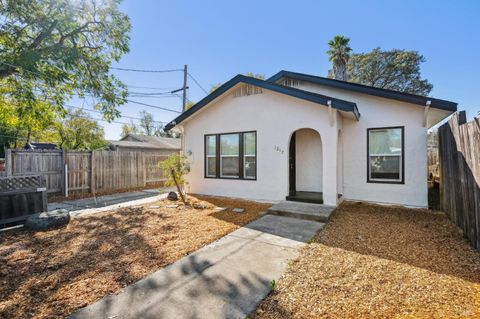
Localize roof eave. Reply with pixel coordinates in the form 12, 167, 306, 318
267, 70, 457, 113
165, 75, 359, 130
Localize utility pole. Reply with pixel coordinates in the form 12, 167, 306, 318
182, 64, 188, 112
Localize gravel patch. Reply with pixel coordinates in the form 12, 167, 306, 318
0, 195, 271, 319
253, 201, 480, 319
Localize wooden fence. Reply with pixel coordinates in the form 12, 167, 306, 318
0, 175, 47, 225
3, 149, 174, 195
438, 111, 480, 250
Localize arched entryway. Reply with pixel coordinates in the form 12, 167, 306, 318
287, 128, 323, 204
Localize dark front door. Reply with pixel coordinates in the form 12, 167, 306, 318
289, 132, 296, 196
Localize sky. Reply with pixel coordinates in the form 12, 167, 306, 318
97, 0, 480, 140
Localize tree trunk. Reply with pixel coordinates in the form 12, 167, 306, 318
333, 63, 347, 81
171, 168, 187, 204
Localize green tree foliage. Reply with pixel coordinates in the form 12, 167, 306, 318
209, 72, 265, 94
327, 35, 352, 80
347, 48, 433, 95
139, 110, 161, 136
244, 72, 265, 80
120, 121, 139, 138
0, 0, 131, 142
159, 153, 190, 204
120, 111, 179, 138
34, 109, 107, 150
0, 91, 57, 148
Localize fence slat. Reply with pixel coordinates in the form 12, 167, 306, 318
439, 111, 480, 250
3, 149, 176, 195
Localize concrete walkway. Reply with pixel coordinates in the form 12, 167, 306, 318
48, 188, 174, 214
70, 215, 325, 319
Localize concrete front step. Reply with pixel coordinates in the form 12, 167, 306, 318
267, 200, 335, 223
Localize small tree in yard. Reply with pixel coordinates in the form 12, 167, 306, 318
159, 153, 190, 204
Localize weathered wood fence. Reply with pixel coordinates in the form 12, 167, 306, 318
438, 111, 480, 250
3, 149, 174, 195
0, 175, 47, 225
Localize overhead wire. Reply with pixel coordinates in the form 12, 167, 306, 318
187, 72, 209, 95
0, 61, 183, 113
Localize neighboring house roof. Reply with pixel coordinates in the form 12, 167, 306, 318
108, 140, 171, 150
25, 142, 57, 150
165, 74, 360, 130
119, 134, 181, 150
267, 70, 458, 112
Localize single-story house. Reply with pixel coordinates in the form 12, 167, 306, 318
108, 134, 181, 153
165, 71, 457, 207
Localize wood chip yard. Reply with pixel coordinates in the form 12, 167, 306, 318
1, 196, 480, 319
253, 201, 480, 319
0, 195, 271, 319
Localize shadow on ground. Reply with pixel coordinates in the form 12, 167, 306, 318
316, 201, 480, 284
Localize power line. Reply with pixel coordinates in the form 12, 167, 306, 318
126, 99, 181, 113
129, 92, 175, 95
1, 61, 183, 114
188, 72, 209, 95
66, 105, 169, 124
111, 67, 183, 73
126, 85, 178, 90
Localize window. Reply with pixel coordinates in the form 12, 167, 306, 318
367, 127, 404, 183
205, 131, 256, 180
244, 132, 256, 179
220, 134, 240, 178
205, 135, 216, 177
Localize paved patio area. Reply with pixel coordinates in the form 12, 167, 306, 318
48, 188, 173, 213
69, 214, 325, 319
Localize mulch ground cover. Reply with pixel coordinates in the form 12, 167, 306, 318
253, 201, 480, 319
0, 195, 271, 319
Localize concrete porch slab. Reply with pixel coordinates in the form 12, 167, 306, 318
267, 200, 336, 222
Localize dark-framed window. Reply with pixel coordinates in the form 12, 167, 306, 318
205, 131, 256, 180
367, 126, 404, 184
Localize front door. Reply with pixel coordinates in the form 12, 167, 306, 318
289, 132, 296, 195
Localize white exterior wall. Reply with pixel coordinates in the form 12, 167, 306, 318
181, 87, 339, 205
295, 129, 322, 192
298, 82, 428, 207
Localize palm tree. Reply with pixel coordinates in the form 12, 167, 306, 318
327, 35, 352, 81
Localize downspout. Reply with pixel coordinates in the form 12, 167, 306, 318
423, 100, 431, 127
327, 100, 334, 126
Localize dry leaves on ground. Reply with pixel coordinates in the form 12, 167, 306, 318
0, 195, 271, 319
254, 201, 480, 319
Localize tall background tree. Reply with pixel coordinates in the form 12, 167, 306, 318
347, 48, 433, 95
327, 35, 352, 81
120, 111, 178, 138
33, 109, 107, 150
0, 0, 131, 146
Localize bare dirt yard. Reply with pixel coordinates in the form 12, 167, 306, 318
0, 195, 271, 319
254, 201, 480, 319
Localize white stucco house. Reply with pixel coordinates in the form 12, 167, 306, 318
165, 71, 457, 208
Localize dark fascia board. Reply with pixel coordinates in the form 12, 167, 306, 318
267, 70, 458, 112
165, 74, 359, 130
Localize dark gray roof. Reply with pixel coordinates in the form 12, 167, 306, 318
25, 142, 57, 150
119, 134, 181, 150
165, 74, 359, 130
267, 70, 458, 112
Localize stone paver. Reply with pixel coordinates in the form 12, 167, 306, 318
69, 215, 324, 319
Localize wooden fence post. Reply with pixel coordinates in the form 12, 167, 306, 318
90, 150, 95, 194
142, 152, 147, 187
61, 149, 67, 196
5, 149, 12, 177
